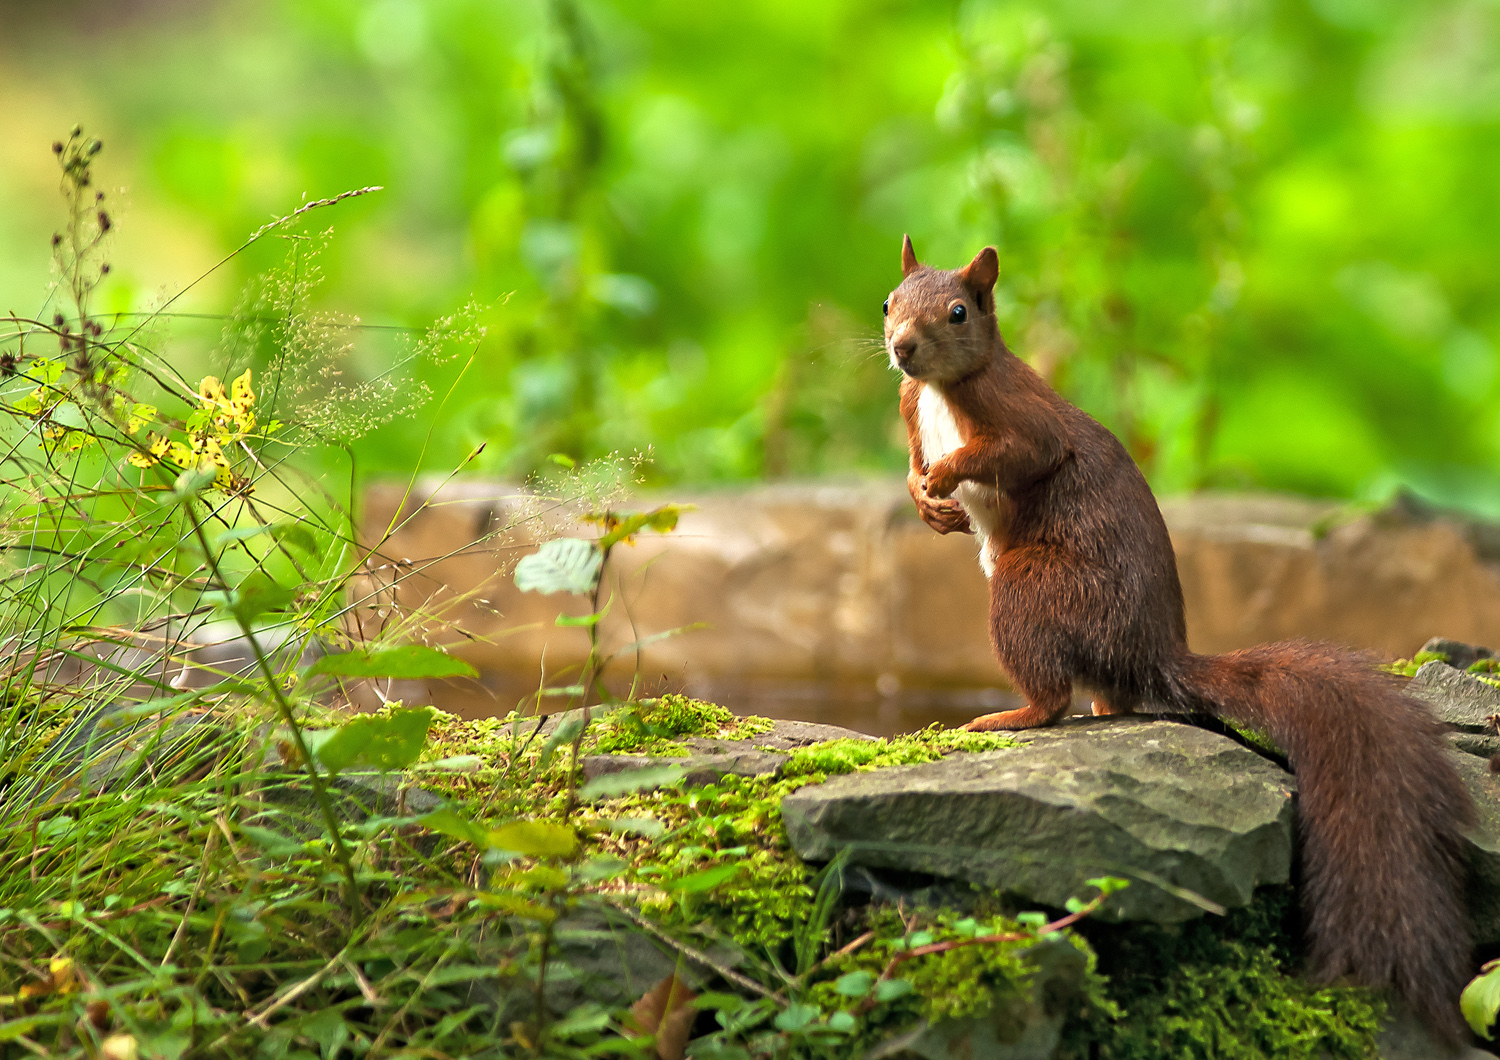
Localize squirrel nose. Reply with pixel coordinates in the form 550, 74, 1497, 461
892, 338, 917, 363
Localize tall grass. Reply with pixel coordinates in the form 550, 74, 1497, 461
0, 129, 556, 1058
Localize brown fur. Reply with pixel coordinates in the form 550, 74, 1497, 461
885, 239, 1476, 1044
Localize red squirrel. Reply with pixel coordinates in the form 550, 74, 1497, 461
886, 236, 1475, 1043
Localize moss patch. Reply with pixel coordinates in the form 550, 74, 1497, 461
1062, 888, 1384, 1059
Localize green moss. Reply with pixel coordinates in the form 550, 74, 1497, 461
784, 726, 1018, 777
1221, 721, 1285, 760
1061, 888, 1384, 1060
570, 726, 1016, 950
1380, 649, 1450, 677
589, 694, 773, 755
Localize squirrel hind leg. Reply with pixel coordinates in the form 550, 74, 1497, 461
962, 685, 1071, 731
1090, 693, 1139, 717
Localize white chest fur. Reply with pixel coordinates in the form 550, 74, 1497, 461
915, 384, 1003, 577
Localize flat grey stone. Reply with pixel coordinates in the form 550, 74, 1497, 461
581, 750, 789, 789
1407, 662, 1500, 733
1422, 636, 1494, 673
1450, 732, 1500, 759
254, 770, 445, 843
1377, 996, 1498, 1060
1450, 751, 1500, 946
688, 719, 876, 753
470, 905, 732, 1022
781, 717, 1297, 924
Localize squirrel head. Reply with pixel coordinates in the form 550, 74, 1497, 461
883, 236, 1000, 383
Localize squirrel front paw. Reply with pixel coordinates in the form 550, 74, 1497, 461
922, 460, 960, 500
908, 470, 972, 534
919, 496, 972, 534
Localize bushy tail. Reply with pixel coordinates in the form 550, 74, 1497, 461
1158, 640, 1474, 1044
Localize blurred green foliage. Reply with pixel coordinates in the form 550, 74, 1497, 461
4, 0, 1500, 510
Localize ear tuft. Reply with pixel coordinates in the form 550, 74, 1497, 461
901, 234, 920, 277
961, 246, 999, 301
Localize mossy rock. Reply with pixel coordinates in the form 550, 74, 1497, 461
782, 717, 1296, 923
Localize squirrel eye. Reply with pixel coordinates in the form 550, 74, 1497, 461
882, 298, 890, 317
949, 303, 967, 324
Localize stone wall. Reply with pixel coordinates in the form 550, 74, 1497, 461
358, 480, 1500, 706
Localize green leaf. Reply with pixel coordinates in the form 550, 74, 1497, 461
312, 707, 432, 773
827, 1011, 857, 1033
0, 1015, 66, 1042
514, 537, 602, 595
547, 452, 576, 469
230, 571, 296, 622
550, 1004, 611, 1039
299, 1008, 349, 1057
577, 764, 686, 801
271, 523, 318, 553
419, 807, 491, 847
415, 754, 485, 772
474, 891, 555, 921
556, 610, 604, 627
874, 978, 914, 1002
602, 815, 664, 838
307, 644, 478, 679
488, 820, 578, 858
421, 963, 503, 986
575, 855, 627, 882
1015, 912, 1047, 929
833, 971, 876, 997
693, 992, 747, 1015
663, 862, 739, 893
1085, 875, 1131, 896
171, 466, 217, 499
536, 714, 585, 770
773, 1003, 820, 1033
239, 825, 307, 857
595, 503, 693, 550
1463, 964, 1500, 1039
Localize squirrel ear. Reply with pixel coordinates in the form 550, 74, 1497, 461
901, 234, 919, 277
961, 246, 999, 298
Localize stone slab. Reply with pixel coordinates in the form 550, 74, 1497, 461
581, 750, 789, 788
1422, 637, 1495, 672
1407, 662, 1500, 733
781, 717, 1297, 924
1451, 750, 1500, 946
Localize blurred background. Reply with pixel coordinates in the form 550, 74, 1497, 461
4, 0, 1499, 514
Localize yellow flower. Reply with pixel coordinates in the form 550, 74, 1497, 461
126, 403, 156, 435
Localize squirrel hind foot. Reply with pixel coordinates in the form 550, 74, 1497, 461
962, 703, 1067, 731
1090, 696, 1138, 717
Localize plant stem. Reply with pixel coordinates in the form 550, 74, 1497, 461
181, 492, 361, 921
